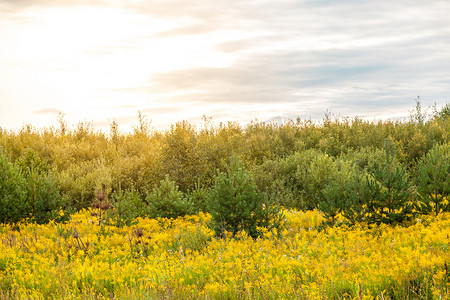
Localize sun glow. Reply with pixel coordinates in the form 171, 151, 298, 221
1, 5, 239, 130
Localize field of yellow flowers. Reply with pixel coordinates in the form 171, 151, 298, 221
1, 209, 449, 300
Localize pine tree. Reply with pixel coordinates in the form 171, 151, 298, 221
318, 182, 346, 225
416, 143, 450, 216
341, 161, 372, 225
367, 139, 414, 224
146, 175, 194, 219
0, 149, 29, 223
207, 156, 283, 238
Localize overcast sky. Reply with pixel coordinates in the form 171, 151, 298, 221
1, 0, 449, 132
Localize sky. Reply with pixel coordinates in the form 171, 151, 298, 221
1, 0, 449, 132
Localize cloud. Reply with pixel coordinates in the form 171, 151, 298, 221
216, 37, 271, 54
137, 31, 448, 121
140, 106, 183, 115
33, 108, 63, 115
144, 48, 389, 102
2, 0, 450, 131
136, 0, 450, 117
156, 23, 217, 38
0, 0, 113, 10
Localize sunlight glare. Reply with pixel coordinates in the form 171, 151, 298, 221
1, 5, 240, 129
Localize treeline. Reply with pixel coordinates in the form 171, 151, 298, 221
0, 104, 449, 231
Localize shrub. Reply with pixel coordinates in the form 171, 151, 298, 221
108, 186, 148, 226
16, 148, 49, 175
56, 159, 112, 210
366, 139, 414, 224
17, 149, 68, 224
0, 148, 68, 224
207, 156, 283, 238
251, 157, 298, 209
318, 159, 354, 225
318, 182, 346, 225
253, 149, 343, 210
145, 175, 194, 219
185, 180, 209, 213
338, 146, 387, 173
160, 121, 208, 192
28, 174, 68, 224
0, 149, 29, 223
437, 102, 450, 120
416, 142, 450, 215
340, 162, 372, 225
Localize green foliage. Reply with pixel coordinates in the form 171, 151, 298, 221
366, 139, 414, 224
317, 158, 361, 225
409, 96, 426, 125
207, 156, 283, 238
340, 162, 372, 225
132, 111, 151, 136
416, 143, 450, 215
437, 102, 450, 119
322, 141, 416, 226
57, 159, 112, 210
251, 157, 298, 209
16, 149, 68, 224
318, 182, 346, 225
0, 149, 29, 223
295, 150, 340, 210
107, 186, 148, 226
110, 155, 154, 195
0, 148, 67, 224
185, 180, 209, 213
338, 146, 386, 173
399, 128, 429, 165
146, 175, 194, 219
160, 121, 208, 192
254, 149, 347, 210
0, 103, 449, 224
28, 174, 68, 224
16, 148, 49, 176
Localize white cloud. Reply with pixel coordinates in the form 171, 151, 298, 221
0, 0, 449, 131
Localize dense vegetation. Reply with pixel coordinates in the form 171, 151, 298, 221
1, 102, 449, 227
0, 102, 449, 298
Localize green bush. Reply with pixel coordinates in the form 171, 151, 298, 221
366, 139, 414, 224
0, 148, 68, 224
437, 102, 450, 119
0, 103, 447, 223
339, 163, 372, 225
318, 182, 346, 225
185, 180, 209, 213
146, 175, 194, 219
160, 121, 208, 192
317, 158, 356, 225
251, 158, 298, 209
30, 175, 69, 224
323, 141, 416, 226
338, 146, 387, 173
0, 149, 29, 223
416, 143, 450, 215
108, 186, 148, 226
16, 148, 50, 175
254, 149, 347, 210
56, 159, 112, 210
207, 156, 283, 238
17, 149, 68, 224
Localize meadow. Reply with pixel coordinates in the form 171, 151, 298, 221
0, 103, 449, 299
1, 209, 449, 299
